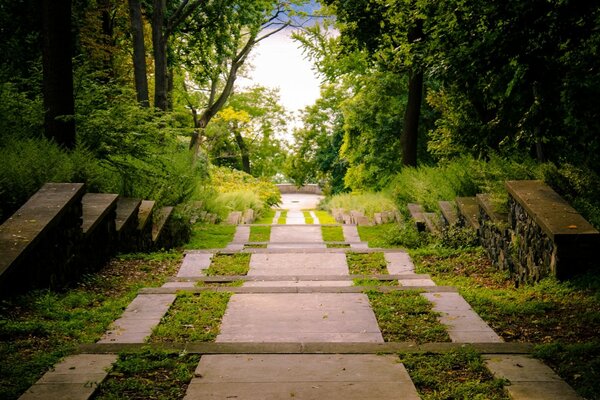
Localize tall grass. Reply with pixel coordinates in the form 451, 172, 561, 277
322, 192, 397, 217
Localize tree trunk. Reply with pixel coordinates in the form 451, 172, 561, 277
233, 128, 251, 174
401, 69, 422, 167
41, 0, 76, 149
152, 0, 168, 110
128, 0, 149, 106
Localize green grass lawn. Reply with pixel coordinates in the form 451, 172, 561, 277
253, 209, 275, 224
321, 225, 344, 242
150, 291, 231, 342
277, 210, 287, 224
314, 210, 336, 224
0, 251, 182, 400
303, 211, 314, 224
93, 350, 200, 400
249, 225, 271, 242
185, 224, 236, 249
205, 253, 250, 276
346, 252, 397, 286
367, 290, 450, 343
357, 224, 405, 248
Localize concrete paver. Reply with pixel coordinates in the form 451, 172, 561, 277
385, 252, 415, 274
248, 253, 348, 276
217, 293, 383, 343
270, 225, 323, 243
423, 292, 502, 343
286, 210, 306, 224
19, 354, 116, 400
98, 294, 175, 343
184, 354, 419, 400
484, 355, 582, 399
176, 253, 211, 277
279, 194, 324, 211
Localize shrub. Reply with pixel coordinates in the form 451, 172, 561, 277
210, 166, 281, 207
322, 192, 397, 218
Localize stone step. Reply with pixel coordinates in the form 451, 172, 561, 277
438, 200, 459, 226
455, 197, 480, 230
184, 354, 419, 399
152, 205, 174, 244
0, 182, 86, 294
81, 193, 119, 236
407, 203, 426, 231
423, 212, 442, 235
484, 355, 583, 399
114, 197, 141, 252
136, 200, 155, 251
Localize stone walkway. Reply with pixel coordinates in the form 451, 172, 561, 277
20, 194, 583, 400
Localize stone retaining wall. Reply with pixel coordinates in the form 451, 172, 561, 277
276, 184, 323, 195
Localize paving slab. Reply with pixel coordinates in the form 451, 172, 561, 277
270, 225, 323, 243
98, 294, 175, 343
19, 354, 116, 400
385, 252, 415, 274
248, 253, 348, 276
177, 253, 212, 277
399, 278, 436, 286
184, 354, 419, 400
280, 193, 324, 211
342, 225, 361, 242
286, 210, 306, 224
310, 210, 320, 224
423, 292, 502, 343
484, 355, 582, 399
272, 210, 280, 224
217, 293, 383, 343
244, 280, 351, 287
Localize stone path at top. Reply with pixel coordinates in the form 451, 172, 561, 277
19, 193, 583, 400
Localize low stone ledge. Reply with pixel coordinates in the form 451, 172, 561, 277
456, 197, 481, 230
0, 183, 86, 294
115, 197, 141, 252
139, 285, 458, 294
476, 194, 512, 273
506, 180, 600, 281
136, 200, 155, 251
79, 193, 119, 274
407, 203, 426, 231
439, 201, 459, 226
276, 184, 323, 195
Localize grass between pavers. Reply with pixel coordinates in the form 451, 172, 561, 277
366, 290, 450, 343
347, 252, 397, 286
185, 224, 236, 249
92, 350, 200, 400
197, 280, 244, 287
411, 246, 600, 398
314, 210, 336, 224
205, 253, 250, 276
303, 211, 314, 224
253, 209, 276, 224
150, 292, 231, 342
326, 243, 350, 248
0, 251, 182, 400
321, 225, 344, 242
277, 210, 287, 224
401, 348, 509, 400
357, 224, 404, 248
249, 225, 271, 242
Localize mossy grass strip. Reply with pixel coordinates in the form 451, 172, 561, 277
326, 243, 351, 248
347, 252, 388, 275
205, 253, 250, 276
185, 224, 236, 249
401, 348, 509, 399
367, 290, 450, 343
277, 210, 288, 224
253, 209, 275, 224
249, 225, 271, 242
322, 225, 344, 242
315, 210, 336, 224
303, 211, 314, 224
151, 291, 231, 342
93, 350, 200, 399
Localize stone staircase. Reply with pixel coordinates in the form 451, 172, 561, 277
18, 194, 584, 399
0, 183, 186, 296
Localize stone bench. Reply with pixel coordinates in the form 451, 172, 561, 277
0, 183, 85, 294
407, 203, 426, 231
506, 180, 600, 281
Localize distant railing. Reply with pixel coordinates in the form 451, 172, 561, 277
276, 184, 323, 195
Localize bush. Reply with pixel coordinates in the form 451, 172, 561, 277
210, 166, 281, 207
322, 192, 397, 218
383, 222, 432, 249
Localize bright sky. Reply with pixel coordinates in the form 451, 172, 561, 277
237, 27, 321, 118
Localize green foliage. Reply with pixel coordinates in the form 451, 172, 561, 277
357, 224, 405, 249
401, 349, 509, 400
211, 166, 281, 207
0, 83, 43, 142
321, 226, 344, 242
249, 226, 271, 242
216, 191, 263, 217
346, 252, 388, 275
366, 290, 450, 343
94, 350, 200, 400
206, 254, 250, 276
151, 291, 231, 342
253, 209, 275, 224
323, 192, 397, 218
185, 224, 236, 250
314, 210, 336, 224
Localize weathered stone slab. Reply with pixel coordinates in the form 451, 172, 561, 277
270, 225, 323, 243
285, 210, 305, 224
185, 354, 419, 400
407, 203, 426, 231
341, 225, 361, 243
423, 212, 442, 235
400, 278, 436, 286
152, 206, 173, 242
98, 294, 175, 343
81, 193, 119, 235
484, 354, 582, 400
114, 197, 141, 252
309, 210, 319, 224
217, 293, 383, 343
226, 226, 250, 251
455, 197, 480, 230
226, 211, 242, 225
244, 280, 351, 287
177, 253, 212, 277
439, 200, 459, 226
248, 253, 348, 276
384, 252, 415, 274
422, 292, 502, 343
136, 200, 155, 251
19, 354, 116, 400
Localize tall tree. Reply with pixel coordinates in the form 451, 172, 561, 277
128, 0, 149, 106
41, 0, 75, 148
